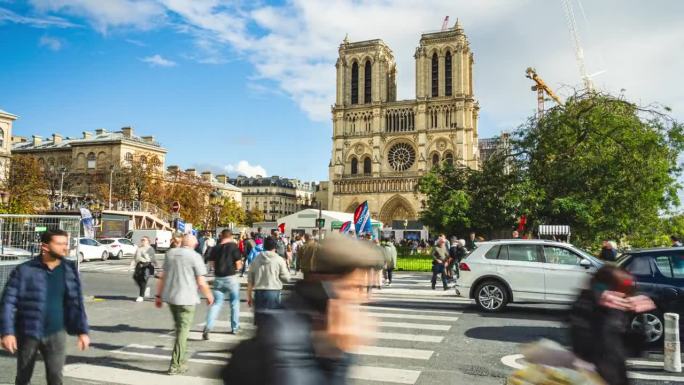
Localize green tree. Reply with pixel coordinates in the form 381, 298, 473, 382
245, 209, 265, 227
514, 90, 684, 246
218, 198, 246, 226
416, 164, 471, 236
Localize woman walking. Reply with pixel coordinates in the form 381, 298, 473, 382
130, 236, 157, 302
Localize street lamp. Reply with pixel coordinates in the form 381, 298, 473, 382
209, 190, 221, 231
108, 165, 114, 210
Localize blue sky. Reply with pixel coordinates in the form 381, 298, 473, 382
1, 1, 683, 181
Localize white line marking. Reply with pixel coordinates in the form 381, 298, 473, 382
348, 365, 421, 384
362, 331, 443, 343
362, 305, 463, 314
113, 344, 228, 366
376, 288, 456, 296
367, 311, 459, 322
353, 346, 433, 360
64, 364, 223, 384
378, 321, 452, 331
500, 353, 525, 370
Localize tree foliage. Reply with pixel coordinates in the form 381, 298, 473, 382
1, 155, 49, 214
418, 90, 684, 247
245, 209, 265, 227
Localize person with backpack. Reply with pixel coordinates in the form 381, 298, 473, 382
246, 237, 290, 318
223, 235, 383, 385
202, 229, 243, 340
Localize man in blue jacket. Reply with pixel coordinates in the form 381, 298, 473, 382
1, 229, 90, 385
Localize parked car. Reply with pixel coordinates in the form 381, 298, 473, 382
69, 238, 109, 262
0, 245, 33, 258
618, 248, 684, 344
99, 238, 138, 259
456, 239, 603, 312
126, 229, 172, 251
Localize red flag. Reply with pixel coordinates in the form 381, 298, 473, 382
278, 223, 285, 234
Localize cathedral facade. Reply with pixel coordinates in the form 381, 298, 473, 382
328, 21, 480, 226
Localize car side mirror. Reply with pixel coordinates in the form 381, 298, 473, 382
579, 259, 592, 269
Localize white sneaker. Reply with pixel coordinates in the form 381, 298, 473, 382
144, 287, 150, 298
135, 297, 144, 302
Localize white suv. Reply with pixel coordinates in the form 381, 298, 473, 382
456, 240, 602, 312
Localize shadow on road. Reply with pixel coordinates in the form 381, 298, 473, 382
465, 325, 569, 344
89, 323, 170, 335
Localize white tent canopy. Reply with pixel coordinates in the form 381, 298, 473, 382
276, 209, 382, 236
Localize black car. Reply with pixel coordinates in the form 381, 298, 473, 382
618, 247, 684, 344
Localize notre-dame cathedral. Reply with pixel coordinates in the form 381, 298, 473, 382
328, 21, 480, 226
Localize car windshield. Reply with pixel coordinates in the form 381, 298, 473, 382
99, 239, 114, 244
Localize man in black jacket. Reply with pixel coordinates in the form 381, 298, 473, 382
223, 235, 383, 385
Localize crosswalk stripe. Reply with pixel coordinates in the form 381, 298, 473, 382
362, 330, 443, 343
367, 311, 459, 322
64, 364, 222, 384
353, 345, 433, 360
114, 344, 229, 366
370, 295, 470, 304
160, 331, 249, 343
348, 365, 421, 384
362, 305, 462, 314
378, 321, 452, 331
374, 288, 456, 296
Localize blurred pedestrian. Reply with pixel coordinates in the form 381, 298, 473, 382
203, 229, 243, 340
247, 237, 290, 318
298, 234, 317, 275
599, 240, 618, 262
569, 265, 655, 385
431, 237, 449, 290
130, 236, 157, 302
223, 235, 383, 385
381, 237, 397, 286
466, 232, 477, 251
272, 230, 287, 259
1, 229, 90, 385
291, 235, 304, 272
155, 234, 214, 375
448, 238, 467, 280
670, 235, 682, 247
242, 238, 264, 277
511, 230, 520, 239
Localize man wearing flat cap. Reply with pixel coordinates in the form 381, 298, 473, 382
223, 235, 383, 385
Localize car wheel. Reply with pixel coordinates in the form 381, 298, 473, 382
101, 251, 109, 261
631, 312, 664, 345
475, 281, 508, 312
116, 251, 124, 259
78, 252, 85, 263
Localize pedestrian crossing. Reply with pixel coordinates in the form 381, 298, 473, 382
63, 273, 467, 385
77, 261, 135, 274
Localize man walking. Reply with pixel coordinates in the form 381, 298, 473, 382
381, 238, 397, 286
431, 237, 449, 290
155, 234, 214, 375
247, 237, 291, 317
1, 229, 90, 385
202, 229, 243, 340
272, 230, 287, 259
298, 233, 318, 276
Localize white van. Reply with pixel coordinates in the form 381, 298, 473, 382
126, 230, 173, 251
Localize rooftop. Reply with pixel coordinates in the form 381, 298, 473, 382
12, 127, 166, 152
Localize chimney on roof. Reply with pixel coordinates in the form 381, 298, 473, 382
82, 131, 92, 139
141, 136, 154, 144
12, 136, 27, 144
52, 134, 62, 144
121, 127, 133, 138
185, 168, 197, 177
167, 165, 179, 174
32, 135, 42, 146
217, 174, 227, 184
201, 171, 213, 181
95, 128, 106, 135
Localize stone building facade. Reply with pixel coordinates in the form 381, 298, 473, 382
328, 22, 480, 224
12, 127, 167, 198
230, 176, 316, 222
0, 109, 17, 183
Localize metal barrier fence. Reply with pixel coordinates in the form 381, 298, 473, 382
0, 214, 81, 264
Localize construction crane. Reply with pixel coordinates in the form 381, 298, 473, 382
560, 0, 593, 90
525, 67, 563, 120
441, 16, 450, 31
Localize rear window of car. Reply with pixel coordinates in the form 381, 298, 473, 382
484, 245, 500, 259
99, 239, 114, 244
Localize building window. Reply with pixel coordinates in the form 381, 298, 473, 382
363, 157, 371, 175
445, 51, 452, 96
351, 62, 359, 105
125, 152, 133, 162
432, 153, 440, 168
431, 53, 439, 97
351, 157, 358, 175
364, 60, 372, 104
444, 151, 454, 166
87, 152, 96, 169
0, 128, 4, 148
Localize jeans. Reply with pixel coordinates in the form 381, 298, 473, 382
16, 331, 66, 385
169, 304, 196, 371
253, 290, 281, 325
385, 267, 394, 283
205, 276, 241, 332
431, 264, 448, 289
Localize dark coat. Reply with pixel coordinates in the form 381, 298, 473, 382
224, 281, 351, 385
1, 257, 89, 339
569, 289, 645, 385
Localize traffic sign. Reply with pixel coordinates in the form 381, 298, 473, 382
176, 219, 186, 232
171, 201, 181, 213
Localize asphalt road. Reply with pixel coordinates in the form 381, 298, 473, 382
0, 258, 681, 385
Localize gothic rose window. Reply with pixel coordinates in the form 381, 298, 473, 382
388, 143, 416, 171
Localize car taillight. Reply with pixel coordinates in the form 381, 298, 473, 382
459, 262, 471, 271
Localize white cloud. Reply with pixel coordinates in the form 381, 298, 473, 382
224, 160, 267, 178
28, 0, 165, 33
39, 35, 62, 51
0, 7, 75, 28
141, 54, 176, 67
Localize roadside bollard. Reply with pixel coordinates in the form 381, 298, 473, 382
664, 312, 682, 373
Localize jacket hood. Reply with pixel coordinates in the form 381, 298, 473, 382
258, 250, 280, 264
